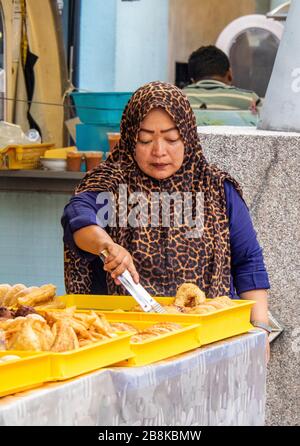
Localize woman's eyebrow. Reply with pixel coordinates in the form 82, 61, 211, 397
161, 127, 177, 134
139, 127, 177, 134
139, 128, 154, 134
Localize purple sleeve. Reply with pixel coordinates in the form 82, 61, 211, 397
224, 180, 270, 295
61, 191, 109, 261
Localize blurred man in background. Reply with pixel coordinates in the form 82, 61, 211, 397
183, 45, 261, 111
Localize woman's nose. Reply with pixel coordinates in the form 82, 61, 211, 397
152, 138, 166, 157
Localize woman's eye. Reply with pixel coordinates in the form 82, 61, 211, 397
166, 138, 179, 143
138, 139, 152, 145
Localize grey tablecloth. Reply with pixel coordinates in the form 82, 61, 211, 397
0, 331, 266, 426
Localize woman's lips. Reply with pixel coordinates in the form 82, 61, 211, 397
151, 163, 169, 170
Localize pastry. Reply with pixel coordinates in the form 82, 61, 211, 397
0, 285, 12, 305
17, 284, 56, 307
51, 320, 79, 352
109, 322, 138, 333
174, 283, 206, 307
2, 284, 26, 307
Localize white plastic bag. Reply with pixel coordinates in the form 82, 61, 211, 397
0, 121, 41, 148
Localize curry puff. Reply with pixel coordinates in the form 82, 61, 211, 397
0, 283, 64, 309
0, 308, 118, 352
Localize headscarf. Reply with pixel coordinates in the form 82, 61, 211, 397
64, 81, 242, 297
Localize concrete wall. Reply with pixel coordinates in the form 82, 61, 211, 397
114, 0, 169, 91
78, 0, 117, 91
78, 0, 169, 92
168, 0, 257, 83
0, 192, 69, 295
199, 126, 300, 426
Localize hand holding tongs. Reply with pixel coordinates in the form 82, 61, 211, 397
99, 249, 166, 313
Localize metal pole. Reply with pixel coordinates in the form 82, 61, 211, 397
258, 0, 300, 132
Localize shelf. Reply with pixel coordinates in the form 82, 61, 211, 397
0, 170, 86, 193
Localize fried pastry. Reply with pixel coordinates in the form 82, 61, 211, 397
109, 322, 138, 333
0, 285, 12, 305
175, 283, 206, 307
51, 320, 79, 352
2, 284, 27, 307
0, 306, 14, 320
34, 297, 66, 310
185, 305, 213, 314
208, 300, 228, 310
163, 305, 186, 314
131, 332, 157, 343
214, 296, 235, 307
6, 319, 42, 351
17, 284, 56, 307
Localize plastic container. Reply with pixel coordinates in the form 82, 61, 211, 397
57, 294, 255, 346
108, 320, 202, 367
76, 123, 119, 153
43, 147, 77, 159
49, 333, 133, 380
66, 152, 84, 172
0, 143, 54, 170
40, 158, 67, 171
85, 152, 103, 171
71, 92, 132, 125
0, 333, 133, 396
107, 132, 120, 152
0, 351, 51, 397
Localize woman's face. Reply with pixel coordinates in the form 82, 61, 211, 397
134, 108, 184, 180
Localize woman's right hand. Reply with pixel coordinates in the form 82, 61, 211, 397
102, 243, 139, 285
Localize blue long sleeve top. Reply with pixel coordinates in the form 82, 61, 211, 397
61, 180, 270, 297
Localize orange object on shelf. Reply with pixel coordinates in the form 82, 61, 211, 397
66, 152, 84, 172
107, 132, 120, 152
85, 152, 103, 171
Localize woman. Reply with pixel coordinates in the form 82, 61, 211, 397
62, 81, 270, 358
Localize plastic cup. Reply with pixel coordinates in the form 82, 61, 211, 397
107, 132, 120, 152
85, 152, 103, 171
67, 152, 84, 172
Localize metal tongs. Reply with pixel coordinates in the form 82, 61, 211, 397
100, 250, 166, 313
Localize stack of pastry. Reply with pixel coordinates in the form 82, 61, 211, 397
109, 320, 182, 343
0, 284, 65, 309
131, 282, 236, 314
0, 307, 117, 352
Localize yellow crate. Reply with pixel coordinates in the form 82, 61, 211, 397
48, 333, 133, 380
108, 320, 201, 367
58, 294, 255, 346
0, 351, 51, 398
0, 143, 54, 169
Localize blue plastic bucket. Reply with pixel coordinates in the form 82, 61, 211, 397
71, 92, 132, 125
76, 123, 120, 153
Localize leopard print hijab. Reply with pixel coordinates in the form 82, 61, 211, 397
64, 81, 242, 297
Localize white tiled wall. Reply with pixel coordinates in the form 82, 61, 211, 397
0, 191, 70, 295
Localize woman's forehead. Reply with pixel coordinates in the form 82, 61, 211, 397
139, 107, 177, 128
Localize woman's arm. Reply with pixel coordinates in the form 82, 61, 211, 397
239, 289, 269, 325
62, 192, 139, 284
240, 289, 270, 363
225, 181, 271, 362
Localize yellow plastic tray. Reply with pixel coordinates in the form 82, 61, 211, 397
0, 143, 54, 169
58, 294, 254, 346
0, 351, 51, 398
108, 320, 202, 367
48, 333, 133, 380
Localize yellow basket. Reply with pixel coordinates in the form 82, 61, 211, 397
108, 320, 202, 367
48, 333, 133, 380
0, 351, 51, 398
0, 143, 54, 169
58, 294, 255, 346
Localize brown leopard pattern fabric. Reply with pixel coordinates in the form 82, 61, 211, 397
64, 81, 242, 297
